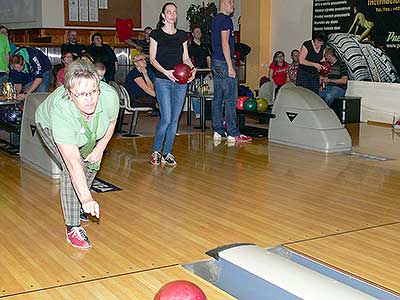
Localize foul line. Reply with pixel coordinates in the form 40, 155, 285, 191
0, 263, 179, 299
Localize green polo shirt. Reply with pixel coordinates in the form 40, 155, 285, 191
35, 81, 119, 146
0, 35, 10, 72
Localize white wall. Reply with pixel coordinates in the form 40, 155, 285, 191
142, 0, 193, 30
0, 0, 42, 29
4, 0, 240, 31
41, 0, 63, 28
270, 0, 313, 61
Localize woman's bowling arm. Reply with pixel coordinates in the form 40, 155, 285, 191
182, 41, 196, 83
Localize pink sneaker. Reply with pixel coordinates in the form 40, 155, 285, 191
227, 134, 253, 143
66, 226, 91, 249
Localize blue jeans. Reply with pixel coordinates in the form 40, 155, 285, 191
192, 97, 200, 115
23, 70, 51, 93
319, 85, 346, 106
212, 59, 240, 137
153, 78, 187, 155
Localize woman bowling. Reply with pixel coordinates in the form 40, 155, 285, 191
296, 32, 327, 94
35, 60, 119, 249
149, 2, 196, 167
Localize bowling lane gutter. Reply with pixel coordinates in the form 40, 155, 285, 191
0, 263, 179, 299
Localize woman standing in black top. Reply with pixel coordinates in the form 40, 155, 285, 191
296, 32, 327, 94
87, 32, 118, 82
149, 2, 196, 167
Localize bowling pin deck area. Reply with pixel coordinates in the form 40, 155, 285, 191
1, 123, 400, 299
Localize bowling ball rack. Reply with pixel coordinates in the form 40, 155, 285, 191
236, 107, 275, 138
0, 121, 20, 155
0, 100, 22, 155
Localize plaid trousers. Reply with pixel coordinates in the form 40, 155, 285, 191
37, 124, 97, 226
296, 68, 320, 95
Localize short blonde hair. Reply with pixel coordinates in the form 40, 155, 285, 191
64, 60, 99, 93
133, 53, 146, 63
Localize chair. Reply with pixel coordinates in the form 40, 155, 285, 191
258, 81, 276, 106
109, 80, 127, 133
119, 84, 153, 137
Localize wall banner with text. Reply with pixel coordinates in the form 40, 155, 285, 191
313, 0, 400, 82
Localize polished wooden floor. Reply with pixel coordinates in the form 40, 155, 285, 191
1, 123, 400, 299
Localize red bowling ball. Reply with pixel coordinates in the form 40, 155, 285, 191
173, 64, 193, 84
154, 280, 207, 300
319, 61, 331, 76
237, 96, 248, 110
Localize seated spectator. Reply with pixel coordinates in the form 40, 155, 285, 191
94, 61, 106, 82
61, 30, 86, 58
319, 48, 348, 106
10, 46, 51, 100
188, 26, 212, 119
287, 49, 299, 83
87, 32, 118, 82
56, 51, 74, 87
124, 26, 152, 58
269, 51, 289, 93
125, 53, 157, 110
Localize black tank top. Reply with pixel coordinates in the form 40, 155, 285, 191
299, 40, 325, 74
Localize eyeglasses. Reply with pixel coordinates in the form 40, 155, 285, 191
69, 88, 100, 99
134, 58, 145, 63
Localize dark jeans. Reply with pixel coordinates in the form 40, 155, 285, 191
212, 59, 240, 137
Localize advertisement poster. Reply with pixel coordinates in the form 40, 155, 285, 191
313, 0, 400, 82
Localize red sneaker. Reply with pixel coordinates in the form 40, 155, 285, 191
150, 151, 162, 166
227, 134, 253, 143
394, 119, 400, 129
66, 226, 91, 249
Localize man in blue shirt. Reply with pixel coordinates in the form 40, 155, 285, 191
9, 46, 51, 100
211, 0, 252, 143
